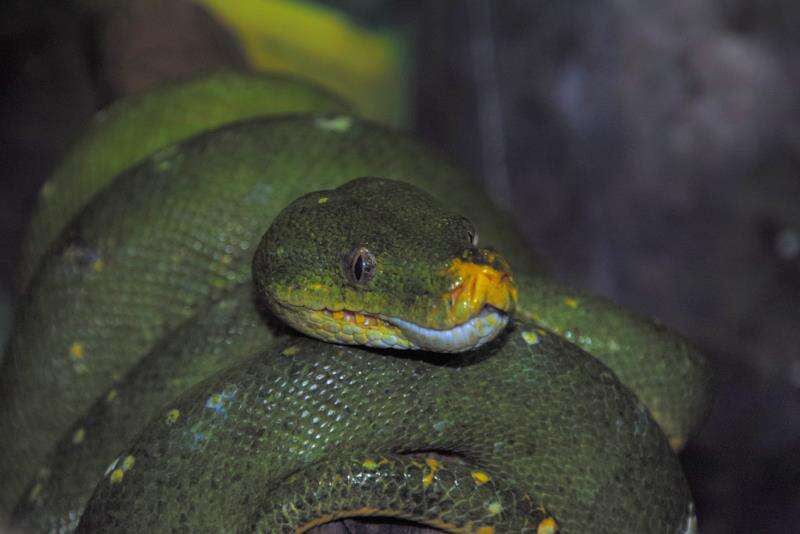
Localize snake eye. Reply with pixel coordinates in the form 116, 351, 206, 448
344, 246, 376, 286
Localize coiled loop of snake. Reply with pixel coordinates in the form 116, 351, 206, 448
2, 72, 707, 533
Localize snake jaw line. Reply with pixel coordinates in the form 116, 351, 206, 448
275, 301, 510, 353
269, 249, 517, 352
383, 306, 509, 353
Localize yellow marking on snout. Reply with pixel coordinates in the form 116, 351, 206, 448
444, 253, 517, 326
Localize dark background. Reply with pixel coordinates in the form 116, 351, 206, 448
1, 1, 798, 532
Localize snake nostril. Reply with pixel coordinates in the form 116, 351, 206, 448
450, 284, 465, 306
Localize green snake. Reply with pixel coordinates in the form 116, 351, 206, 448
0, 71, 709, 533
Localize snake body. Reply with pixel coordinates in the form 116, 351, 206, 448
1, 72, 709, 532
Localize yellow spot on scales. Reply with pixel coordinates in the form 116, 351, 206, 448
471, 470, 491, 485
91, 258, 105, 272
361, 457, 390, 470
317, 196, 329, 204
109, 455, 136, 484
521, 331, 540, 345
106, 389, 118, 402
72, 427, 86, 444
281, 345, 300, 357
486, 501, 503, 516
165, 409, 181, 425
422, 457, 442, 488
28, 482, 43, 502
361, 458, 379, 470
563, 297, 579, 309
537, 517, 559, 534
69, 342, 84, 360
109, 469, 124, 484
122, 455, 135, 470
476, 527, 496, 534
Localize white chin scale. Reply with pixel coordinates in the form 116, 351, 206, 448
385, 307, 509, 353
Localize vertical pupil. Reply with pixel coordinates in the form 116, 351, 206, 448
353, 255, 364, 281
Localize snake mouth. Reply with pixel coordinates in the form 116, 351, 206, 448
381, 305, 509, 353
279, 304, 510, 353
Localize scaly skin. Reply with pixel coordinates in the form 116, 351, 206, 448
18, 70, 348, 288
75, 325, 694, 533
3, 74, 709, 531
11, 283, 277, 532
1, 116, 542, 515
514, 272, 709, 451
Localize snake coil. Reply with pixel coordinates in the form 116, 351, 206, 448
1, 72, 708, 533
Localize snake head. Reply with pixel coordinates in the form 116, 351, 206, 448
253, 177, 517, 353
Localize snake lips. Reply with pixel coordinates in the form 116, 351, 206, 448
386, 249, 516, 352
269, 248, 517, 353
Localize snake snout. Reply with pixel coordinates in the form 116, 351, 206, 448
444, 248, 517, 327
